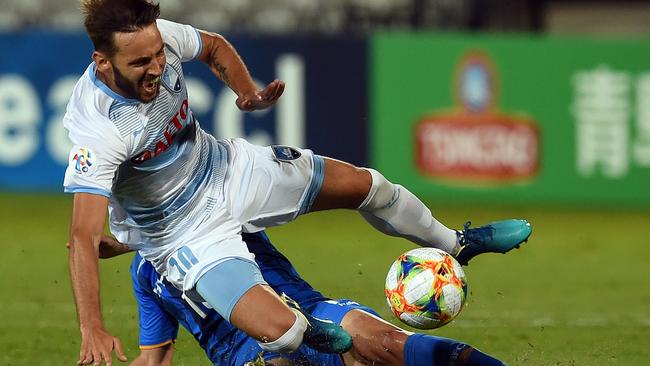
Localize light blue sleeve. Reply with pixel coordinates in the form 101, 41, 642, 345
62, 96, 128, 197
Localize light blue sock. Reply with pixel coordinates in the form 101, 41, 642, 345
404, 334, 506, 366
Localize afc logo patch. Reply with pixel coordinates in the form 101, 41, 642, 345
70, 147, 96, 175
272, 145, 301, 161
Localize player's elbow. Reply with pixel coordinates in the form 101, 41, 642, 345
205, 32, 229, 51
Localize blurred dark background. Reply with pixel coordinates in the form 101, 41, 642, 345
2, 0, 650, 36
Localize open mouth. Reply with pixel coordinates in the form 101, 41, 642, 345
142, 76, 161, 95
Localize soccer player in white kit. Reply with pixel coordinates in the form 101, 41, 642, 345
64, 1, 531, 365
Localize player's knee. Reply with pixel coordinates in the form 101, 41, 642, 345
358, 168, 397, 211
258, 310, 308, 353
337, 164, 373, 207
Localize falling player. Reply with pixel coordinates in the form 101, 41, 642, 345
64, 1, 531, 364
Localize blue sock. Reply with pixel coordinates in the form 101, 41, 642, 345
404, 334, 506, 366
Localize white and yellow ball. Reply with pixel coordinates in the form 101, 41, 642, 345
385, 248, 468, 329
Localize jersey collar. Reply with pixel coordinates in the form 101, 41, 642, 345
89, 62, 139, 105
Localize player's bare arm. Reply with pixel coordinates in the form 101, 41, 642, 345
197, 31, 284, 111
68, 193, 127, 365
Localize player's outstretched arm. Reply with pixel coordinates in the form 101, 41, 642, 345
68, 193, 127, 365
196, 30, 284, 111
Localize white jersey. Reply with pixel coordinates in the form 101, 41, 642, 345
63, 19, 323, 292
63, 19, 229, 268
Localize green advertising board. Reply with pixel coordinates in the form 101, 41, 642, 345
372, 33, 650, 205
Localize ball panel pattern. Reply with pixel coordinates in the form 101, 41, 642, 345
385, 248, 468, 329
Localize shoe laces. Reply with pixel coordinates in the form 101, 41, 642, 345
462, 221, 494, 245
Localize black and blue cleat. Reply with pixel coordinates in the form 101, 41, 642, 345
302, 311, 353, 354
281, 293, 353, 354
455, 219, 532, 265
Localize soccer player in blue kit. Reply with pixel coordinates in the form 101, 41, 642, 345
99, 233, 507, 366
64, 1, 532, 365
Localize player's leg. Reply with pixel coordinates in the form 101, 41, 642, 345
192, 256, 303, 347
193, 257, 351, 355
224, 282, 304, 345
339, 309, 406, 365
311, 158, 459, 254
246, 233, 504, 366
311, 158, 532, 264
340, 309, 506, 366
163, 230, 350, 356
223, 138, 454, 253
305, 299, 405, 365
223, 139, 530, 264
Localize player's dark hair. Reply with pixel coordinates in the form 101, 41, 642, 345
82, 0, 161, 57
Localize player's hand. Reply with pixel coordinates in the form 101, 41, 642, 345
236, 79, 285, 111
78, 326, 127, 366
98, 236, 134, 259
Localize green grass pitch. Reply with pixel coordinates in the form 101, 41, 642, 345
1, 193, 649, 365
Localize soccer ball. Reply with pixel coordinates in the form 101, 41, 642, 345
385, 247, 468, 329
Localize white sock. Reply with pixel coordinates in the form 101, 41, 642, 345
358, 169, 460, 254
257, 310, 307, 353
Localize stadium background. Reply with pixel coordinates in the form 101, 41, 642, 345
1, 0, 649, 364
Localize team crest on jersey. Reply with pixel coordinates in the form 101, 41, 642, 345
272, 145, 301, 161
162, 64, 182, 92
70, 147, 95, 175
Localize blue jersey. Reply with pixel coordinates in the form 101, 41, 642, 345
131, 231, 376, 365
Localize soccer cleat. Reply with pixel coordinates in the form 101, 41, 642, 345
280, 293, 353, 354
454, 219, 532, 265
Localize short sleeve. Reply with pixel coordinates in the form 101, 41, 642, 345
62, 114, 127, 198
156, 19, 203, 62
131, 257, 179, 349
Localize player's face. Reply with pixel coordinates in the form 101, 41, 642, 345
107, 23, 166, 103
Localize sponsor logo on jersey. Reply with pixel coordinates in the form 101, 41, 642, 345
272, 145, 301, 161
414, 50, 540, 183
71, 147, 95, 175
131, 99, 190, 164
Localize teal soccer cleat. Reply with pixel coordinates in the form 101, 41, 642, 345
281, 294, 353, 354
455, 219, 532, 265
302, 311, 353, 354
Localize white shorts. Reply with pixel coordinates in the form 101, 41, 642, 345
164, 138, 325, 292
223, 138, 325, 232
